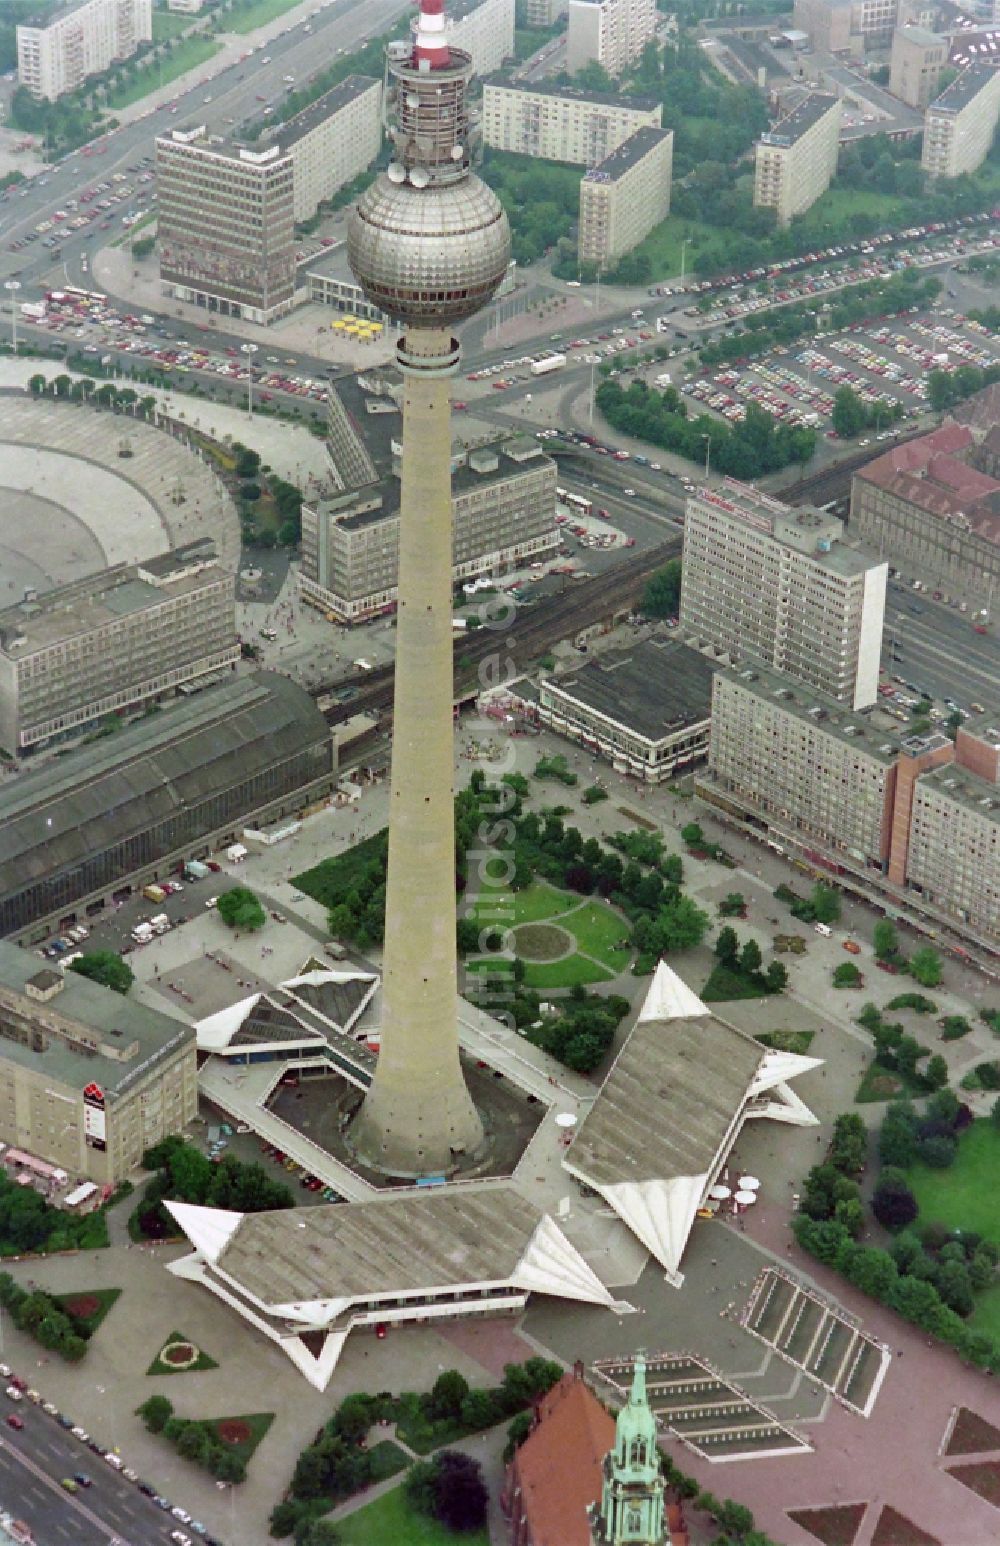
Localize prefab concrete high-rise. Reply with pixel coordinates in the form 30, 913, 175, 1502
346, 0, 510, 1175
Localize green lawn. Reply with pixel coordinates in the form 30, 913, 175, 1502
521, 954, 613, 989
969, 1283, 1000, 1341
908, 1121, 1000, 1238
106, 36, 220, 109
633, 213, 718, 282
205, 1411, 273, 1463
561, 898, 630, 968
226, 0, 308, 32
701, 963, 774, 1003
147, 1330, 219, 1376
855, 1059, 929, 1104
52, 1287, 121, 1335
334, 1486, 489, 1546
755, 1030, 815, 1055
152, 11, 192, 40
494, 880, 574, 926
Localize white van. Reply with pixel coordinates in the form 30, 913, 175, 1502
814, 922, 832, 937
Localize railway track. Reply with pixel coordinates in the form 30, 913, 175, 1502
317, 538, 680, 730
776, 428, 925, 509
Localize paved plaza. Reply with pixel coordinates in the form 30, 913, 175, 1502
2, 712, 999, 1542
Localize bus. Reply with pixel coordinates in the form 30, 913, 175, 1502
556, 486, 593, 516
60, 285, 107, 307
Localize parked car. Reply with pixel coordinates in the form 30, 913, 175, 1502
6, 1414, 23, 1430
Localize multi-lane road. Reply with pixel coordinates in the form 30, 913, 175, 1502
0, 0, 411, 292
0, 1404, 212, 1545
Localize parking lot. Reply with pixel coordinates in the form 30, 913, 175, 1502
683, 309, 1000, 437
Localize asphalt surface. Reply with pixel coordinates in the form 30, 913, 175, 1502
0, 1408, 212, 1545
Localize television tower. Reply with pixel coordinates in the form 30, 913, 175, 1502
345, 0, 510, 1176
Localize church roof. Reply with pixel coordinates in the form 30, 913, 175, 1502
510, 1371, 615, 1546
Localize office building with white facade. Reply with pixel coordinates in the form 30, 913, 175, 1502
679, 480, 887, 710
753, 93, 841, 227
481, 79, 662, 165
17, 0, 151, 100
566, 0, 657, 79
578, 126, 672, 266
922, 62, 1000, 179
0, 544, 238, 755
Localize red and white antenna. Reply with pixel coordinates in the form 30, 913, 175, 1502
414, 0, 450, 67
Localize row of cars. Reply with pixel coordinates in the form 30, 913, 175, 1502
658, 210, 1000, 304
9, 176, 151, 253
258, 1140, 340, 1200
1, 1367, 221, 1545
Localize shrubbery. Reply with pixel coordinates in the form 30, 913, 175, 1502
0, 1174, 109, 1257
137, 1396, 246, 1483
130, 1136, 293, 1240
0, 1273, 88, 1361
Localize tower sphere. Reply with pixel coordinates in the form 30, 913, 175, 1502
347, 174, 510, 327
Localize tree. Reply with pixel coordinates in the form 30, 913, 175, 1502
764, 960, 788, 993
714, 926, 739, 964
833, 961, 862, 988
917, 1133, 956, 1168
432, 1451, 489, 1531
461, 1388, 500, 1430
503, 1409, 533, 1463
924, 1054, 948, 1092
216, 886, 266, 932
831, 385, 868, 439
138, 1394, 173, 1433
718, 891, 745, 917
428, 1369, 469, 1421
909, 946, 943, 987
641, 558, 683, 619
68, 950, 134, 995
28, 374, 47, 397
829, 1113, 867, 1175
809, 882, 841, 924
740, 938, 762, 976
873, 919, 899, 961
680, 822, 704, 848
300, 1523, 342, 1546
872, 1172, 918, 1231
653, 894, 710, 953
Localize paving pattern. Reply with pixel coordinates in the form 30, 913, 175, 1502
743, 1267, 890, 1416
593, 1351, 812, 1462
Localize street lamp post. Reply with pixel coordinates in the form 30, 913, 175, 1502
5, 281, 21, 355
241, 342, 258, 419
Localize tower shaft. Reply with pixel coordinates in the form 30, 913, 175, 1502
348, 326, 484, 1176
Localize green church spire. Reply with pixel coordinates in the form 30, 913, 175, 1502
593, 1354, 665, 1544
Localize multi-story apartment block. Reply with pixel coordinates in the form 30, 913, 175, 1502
301, 437, 559, 622
566, 0, 657, 79
481, 79, 662, 165
156, 127, 295, 323
680, 481, 887, 710
0, 544, 239, 755
0, 944, 197, 1185
526, 0, 564, 22
753, 94, 841, 227
702, 665, 1000, 949
849, 423, 1000, 609
889, 25, 946, 109
922, 62, 1000, 178
578, 126, 672, 267
446, 0, 515, 75
17, 0, 151, 101
263, 76, 381, 224
905, 757, 1000, 939
706, 666, 904, 868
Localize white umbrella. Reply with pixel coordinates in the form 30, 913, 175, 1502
555, 1112, 578, 1129
734, 1189, 757, 1206
709, 1183, 731, 1200
739, 1175, 761, 1190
